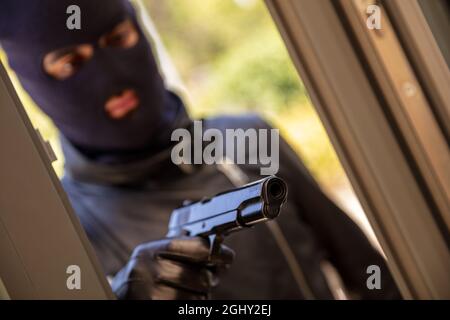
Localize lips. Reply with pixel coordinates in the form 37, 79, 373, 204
105, 89, 139, 119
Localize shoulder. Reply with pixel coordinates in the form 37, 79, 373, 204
202, 113, 273, 132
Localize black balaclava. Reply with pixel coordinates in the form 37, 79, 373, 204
0, 0, 190, 162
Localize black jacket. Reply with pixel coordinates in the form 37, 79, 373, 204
61, 113, 400, 299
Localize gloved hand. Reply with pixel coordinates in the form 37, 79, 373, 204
111, 237, 234, 300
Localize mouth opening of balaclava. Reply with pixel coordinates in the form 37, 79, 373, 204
0, 0, 190, 163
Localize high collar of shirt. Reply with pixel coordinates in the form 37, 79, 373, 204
60, 114, 203, 187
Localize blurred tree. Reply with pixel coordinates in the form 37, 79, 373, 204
145, 0, 305, 112
145, 0, 346, 187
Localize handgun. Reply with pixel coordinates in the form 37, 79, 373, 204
167, 175, 288, 256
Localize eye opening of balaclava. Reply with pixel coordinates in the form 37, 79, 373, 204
0, 0, 190, 162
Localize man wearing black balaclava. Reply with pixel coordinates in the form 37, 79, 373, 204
0, 0, 401, 299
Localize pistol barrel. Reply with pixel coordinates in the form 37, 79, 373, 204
167, 176, 287, 238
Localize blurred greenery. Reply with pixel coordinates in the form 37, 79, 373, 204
145, 0, 345, 187
0, 0, 346, 188
145, 0, 308, 112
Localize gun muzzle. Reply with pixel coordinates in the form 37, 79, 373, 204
167, 175, 288, 256
239, 176, 287, 226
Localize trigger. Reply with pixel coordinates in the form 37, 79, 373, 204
208, 234, 223, 262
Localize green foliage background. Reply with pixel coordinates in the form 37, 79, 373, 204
145, 0, 345, 188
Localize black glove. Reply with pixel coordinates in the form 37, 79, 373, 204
111, 237, 234, 300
